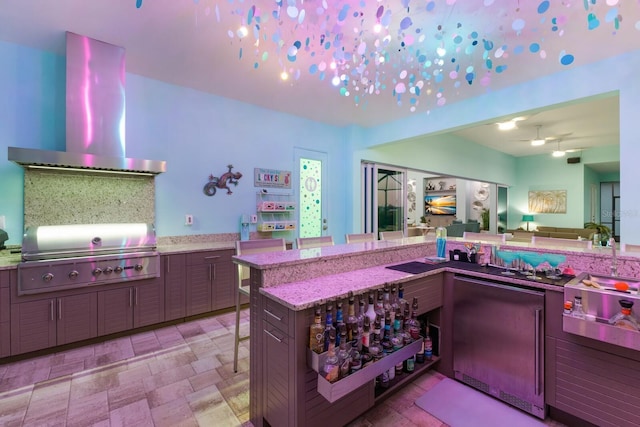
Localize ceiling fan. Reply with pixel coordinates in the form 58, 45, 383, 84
552, 139, 585, 157
515, 125, 573, 146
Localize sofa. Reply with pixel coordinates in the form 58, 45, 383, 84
507, 226, 595, 241
446, 220, 480, 237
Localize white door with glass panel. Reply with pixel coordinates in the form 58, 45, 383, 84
295, 148, 328, 237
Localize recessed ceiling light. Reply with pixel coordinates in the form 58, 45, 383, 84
497, 121, 517, 131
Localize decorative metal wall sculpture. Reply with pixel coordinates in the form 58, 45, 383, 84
203, 164, 242, 196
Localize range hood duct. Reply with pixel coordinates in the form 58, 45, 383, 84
8, 32, 166, 175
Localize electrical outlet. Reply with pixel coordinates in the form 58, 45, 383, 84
250, 214, 258, 224
185, 214, 194, 226
0, 216, 5, 230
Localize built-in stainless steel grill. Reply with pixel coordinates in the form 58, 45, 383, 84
18, 223, 160, 295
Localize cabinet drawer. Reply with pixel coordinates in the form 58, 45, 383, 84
186, 250, 233, 266
403, 274, 444, 314
264, 297, 290, 333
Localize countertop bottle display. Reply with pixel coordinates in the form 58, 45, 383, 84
309, 306, 325, 353
609, 299, 640, 331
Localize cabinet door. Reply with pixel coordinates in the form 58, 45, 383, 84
0, 271, 11, 357
163, 254, 186, 320
134, 279, 165, 328
263, 323, 290, 427
212, 257, 235, 311
98, 287, 134, 336
57, 293, 98, 345
186, 264, 212, 316
10, 298, 57, 355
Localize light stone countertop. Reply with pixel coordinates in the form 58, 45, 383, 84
258, 259, 569, 311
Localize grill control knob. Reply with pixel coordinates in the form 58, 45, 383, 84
92, 268, 103, 277
134, 264, 144, 272
42, 273, 54, 282
114, 266, 124, 274
104, 266, 114, 275
69, 270, 79, 280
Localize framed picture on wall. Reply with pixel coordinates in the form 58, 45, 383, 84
528, 190, 567, 214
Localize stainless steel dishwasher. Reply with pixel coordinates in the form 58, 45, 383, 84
452, 274, 545, 419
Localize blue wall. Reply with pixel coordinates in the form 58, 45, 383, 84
2, 39, 639, 245
0, 41, 350, 244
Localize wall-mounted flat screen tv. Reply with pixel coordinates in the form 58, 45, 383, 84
425, 194, 456, 215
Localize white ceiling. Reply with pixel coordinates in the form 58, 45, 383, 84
0, 1, 635, 164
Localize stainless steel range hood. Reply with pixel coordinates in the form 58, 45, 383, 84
8, 32, 166, 175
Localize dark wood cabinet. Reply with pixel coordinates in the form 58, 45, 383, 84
10, 292, 97, 355
163, 254, 187, 320
97, 278, 165, 336
185, 249, 234, 316
545, 290, 640, 427
0, 270, 12, 357
254, 272, 444, 427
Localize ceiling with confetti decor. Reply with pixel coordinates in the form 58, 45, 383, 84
0, 0, 638, 135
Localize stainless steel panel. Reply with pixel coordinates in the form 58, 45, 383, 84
453, 275, 545, 419
66, 32, 125, 158
22, 223, 156, 260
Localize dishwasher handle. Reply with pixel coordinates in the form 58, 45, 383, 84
454, 274, 545, 296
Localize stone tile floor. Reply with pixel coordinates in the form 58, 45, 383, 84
0, 308, 565, 426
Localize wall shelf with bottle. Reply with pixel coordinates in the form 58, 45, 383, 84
256, 192, 296, 232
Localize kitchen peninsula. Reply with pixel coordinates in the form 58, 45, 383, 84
234, 236, 640, 427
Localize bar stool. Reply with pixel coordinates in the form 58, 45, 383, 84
345, 232, 376, 243
295, 235, 334, 249
234, 238, 286, 373
379, 230, 404, 240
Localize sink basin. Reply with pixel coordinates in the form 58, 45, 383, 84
573, 272, 640, 294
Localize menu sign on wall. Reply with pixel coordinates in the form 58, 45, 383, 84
254, 168, 291, 189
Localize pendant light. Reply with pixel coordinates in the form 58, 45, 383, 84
531, 125, 546, 146
552, 140, 566, 157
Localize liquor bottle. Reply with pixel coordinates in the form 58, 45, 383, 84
336, 325, 352, 379
323, 303, 335, 352
398, 283, 407, 310
390, 285, 399, 323
383, 285, 393, 324
406, 297, 421, 340
309, 306, 325, 354
424, 323, 433, 361
322, 329, 339, 383
375, 290, 386, 330
362, 316, 371, 353
391, 307, 404, 351
381, 310, 394, 354
346, 292, 358, 342
609, 299, 640, 331
350, 340, 362, 373
366, 292, 377, 325
335, 301, 345, 346
357, 296, 366, 347
368, 331, 382, 362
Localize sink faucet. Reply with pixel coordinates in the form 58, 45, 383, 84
610, 237, 618, 277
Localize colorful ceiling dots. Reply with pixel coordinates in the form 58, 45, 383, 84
136, 0, 640, 114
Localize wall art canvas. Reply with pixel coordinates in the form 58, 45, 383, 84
528, 190, 567, 214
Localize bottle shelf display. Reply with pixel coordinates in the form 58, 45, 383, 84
308, 337, 425, 403
256, 192, 296, 232
307, 289, 439, 403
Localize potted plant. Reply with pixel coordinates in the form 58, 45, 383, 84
481, 208, 490, 231
584, 222, 611, 245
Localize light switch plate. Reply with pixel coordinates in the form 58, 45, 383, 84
250, 214, 258, 224
185, 214, 194, 226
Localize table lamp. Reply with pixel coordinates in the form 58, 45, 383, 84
522, 214, 534, 231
